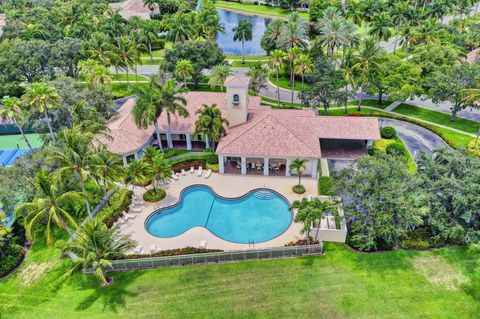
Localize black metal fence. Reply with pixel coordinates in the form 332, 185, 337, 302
84, 244, 323, 273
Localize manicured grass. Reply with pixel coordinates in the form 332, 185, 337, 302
393, 104, 480, 135
373, 138, 417, 173
348, 99, 392, 109
1, 240, 479, 318
230, 60, 266, 67
216, 1, 308, 20
111, 83, 148, 98
269, 73, 310, 91
112, 74, 149, 82
140, 42, 172, 59
386, 49, 410, 60
225, 54, 268, 61
0, 134, 44, 149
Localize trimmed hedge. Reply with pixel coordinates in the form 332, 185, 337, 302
143, 189, 166, 202
98, 188, 133, 228
318, 176, 334, 195
206, 153, 219, 164
386, 142, 407, 156
468, 139, 480, 157
118, 246, 223, 259
380, 126, 397, 139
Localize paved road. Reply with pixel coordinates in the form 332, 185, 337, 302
379, 118, 449, 159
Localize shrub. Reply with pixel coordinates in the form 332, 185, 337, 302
381, 126, 397, 139
118, 246, 223, 259
0, 242, 23, 277
153, 39, 165, 50
98, 189, 133, 228
468, 139, 480, 158
318, 176, 334, 195
401, 239, 430, 250
206, 153, 219, 164
206, 163, 219, 172
143, 189, 166, 202
292, 184, 305, 194
386, 142, 407, 156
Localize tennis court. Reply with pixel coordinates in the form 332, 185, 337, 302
0, 134, 43, 167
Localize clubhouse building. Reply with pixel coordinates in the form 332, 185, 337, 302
104, 76, 381, 178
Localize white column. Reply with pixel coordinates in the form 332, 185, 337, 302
205, 136, 210, 149
186, 133, 192, 150
134, 152, 138, 160
122, 156, 128, 166
263, 158, 269, 176
241, 157, 247, 175
167, 133, 173, 149
219, 155, 225, 174
285, 158, 291, 176
367, 140, 373, 147
321, 158, 330, 177
311, 159, 319, 179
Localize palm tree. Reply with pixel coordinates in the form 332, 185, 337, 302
175, 59, 194, 87
261, 19, 284, 54
0, 96, 33, 149
91, 149, 125, 193
352, 38, 384, 111
285, 47, 302, 107
84, 32, 115, 67
22, 82, 60, 142
49, 126, 98, 219
63, 219, 134, 286
368, 12, 393, 45
268, 50, 286, 108
16, 170, 81, 246
208, 64, 233, 92
125, 159, 148, 190
233, 20, 253, 65
115, 36, 137, 86
142, 147, 163, 165
156, 79, 189, 149
133, 78, 165, 153
412, 19, 442, 45
290, 198, 335, 244
294, 54, 314, 91
341, 50, 358, 114
194, 104, 229, 150
289, 158, 307, 186
78, 60, 112, 86
139, 20, 161, 63
318, 19, 348, 58
278, 21, 309, 51
197, 0, 225, 41
167, 13, 197, 43
147, 155, 173, 191
143, 0, 157, 14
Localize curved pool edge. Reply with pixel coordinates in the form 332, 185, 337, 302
144, 184, 293, 244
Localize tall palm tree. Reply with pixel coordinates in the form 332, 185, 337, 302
278, 21, 309, 51
268, 50, 286, 108
16, 170, 81, 246
368, 12, 393, 45
208, 63, 233, 92
197, 0, 225, 41
233, 20, 253, 65
261, 19, 284, 54
353, 38, 384, 111
294, 54, 314, 91
341, 50, 358, 114
0, 96, 33, 149
91, 149, 125, 194
285, 47, 302, 107
289, 158, 308, 186
147, 155, 173, 191
63, 219, 134, 286
22, 82, 60, 142
194, 104, 229, 150
318, 19, 349, 58
133, 78, 165, 153
391, 3, 408, 55
142, 147, 163, 165
49, 126, 99, 219
139, 20, 161, 63
157, 79, 189, 149
115, 36, 137, 86
412, 19, 442, 45
175, 59, 194, 87
84, 32, 114, 67
342, 21, 360, 65
78, 59, 112, 86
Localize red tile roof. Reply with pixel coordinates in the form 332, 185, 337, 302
467, 48, 480, 64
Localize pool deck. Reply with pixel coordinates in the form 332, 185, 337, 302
120, 173, 318, 253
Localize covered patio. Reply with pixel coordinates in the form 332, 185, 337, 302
319, 139, 368, 159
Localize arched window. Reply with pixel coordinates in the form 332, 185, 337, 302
233, 94, 240, 103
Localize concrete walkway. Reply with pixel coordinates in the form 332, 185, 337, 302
384, 100, 402, 112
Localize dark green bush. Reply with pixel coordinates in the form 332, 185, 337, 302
386, 142, 407, 156
292, 184, 305, 194
381, 126, 397, 139
98, 189, 133, 228
206, 153, 219, 164
0, 242, 23, 277
143, 189, 166, 202
318, 176, 334, 195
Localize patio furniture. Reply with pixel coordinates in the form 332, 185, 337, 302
149, 244, 157, 254
134, 245, 143, 254
204, 169, 212, 178
251, 163, 256, 169
190, 167, 194, 174
130, 207, 142, 213
256, 165, 262, 171
172, 173, 179, 180
197, 166, 203, 176
274, 166, 280, 171
236, 164, 241, 169
199, 240, 207, 249
133, 199, 144, 205
181, 169, 186, 176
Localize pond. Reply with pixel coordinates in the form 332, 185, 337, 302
216, 9, 270, 56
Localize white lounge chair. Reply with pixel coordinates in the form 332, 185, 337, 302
130, 207, 142, 213
199, 240, 207, 249
133, 199, 144, 205
181, 169, 186, 176
197, 166, 203, 176
128, 213, 137, 219
204, 169, 212, 178
134, 245, 143, 254
189, 167, 194, 174
308, 195, 312, 201
172, 173, 179, 180
149, 244, 157, 254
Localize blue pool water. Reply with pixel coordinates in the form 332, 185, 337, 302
145, 185, 292, 244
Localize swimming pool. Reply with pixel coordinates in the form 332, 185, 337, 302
145, 185, 292, 244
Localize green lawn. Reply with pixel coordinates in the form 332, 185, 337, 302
269, 73, 310, 91
373, 138, 416, 173
225, 54, 268, 61
1, 240, 479, 318
0, 134, 44, 149
112, 74, 149, 82
111, 83, 148, 98
393, 104, 480, 135
230, 60, 266, 67
386, 49, 410, 60
216, 1, 308, 20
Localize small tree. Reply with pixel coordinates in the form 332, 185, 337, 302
175, 59, 194, 88
146, 154, 172, 191
290, 198, 336, 244
289, 158, 307, 186
63, 219, 134, 286
232, 20, 253, 65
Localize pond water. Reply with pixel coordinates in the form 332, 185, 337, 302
216, 9, 271, 56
